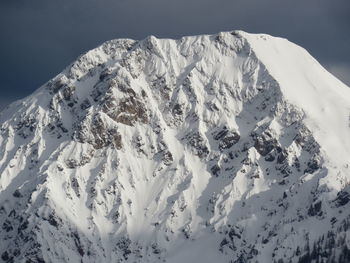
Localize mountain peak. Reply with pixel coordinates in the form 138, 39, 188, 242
1, 31, 350, 263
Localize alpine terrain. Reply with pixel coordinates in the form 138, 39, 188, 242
1, 31, 350, 263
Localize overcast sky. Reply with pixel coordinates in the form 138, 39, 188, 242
0, 0, 349, 110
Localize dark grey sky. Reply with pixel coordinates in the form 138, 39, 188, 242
1, 0, 349, 110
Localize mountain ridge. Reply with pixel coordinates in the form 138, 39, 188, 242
1, 30, 350, 263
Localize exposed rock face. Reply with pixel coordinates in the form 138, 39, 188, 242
1, 31, 350, 263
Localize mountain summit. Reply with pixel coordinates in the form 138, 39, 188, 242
1, 31, 350, 263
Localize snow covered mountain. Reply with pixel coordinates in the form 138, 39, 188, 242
1, 30, 350, 263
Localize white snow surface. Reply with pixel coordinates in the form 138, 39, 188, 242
241, 31, 350, 167
0, 31, 350, 263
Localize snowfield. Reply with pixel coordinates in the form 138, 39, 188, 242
0, 31, 350, 263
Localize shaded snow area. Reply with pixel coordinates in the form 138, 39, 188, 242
1, 31, 350, 263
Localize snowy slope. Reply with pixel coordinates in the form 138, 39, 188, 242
1, 31, 350, 263
241, 32, 350, 167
